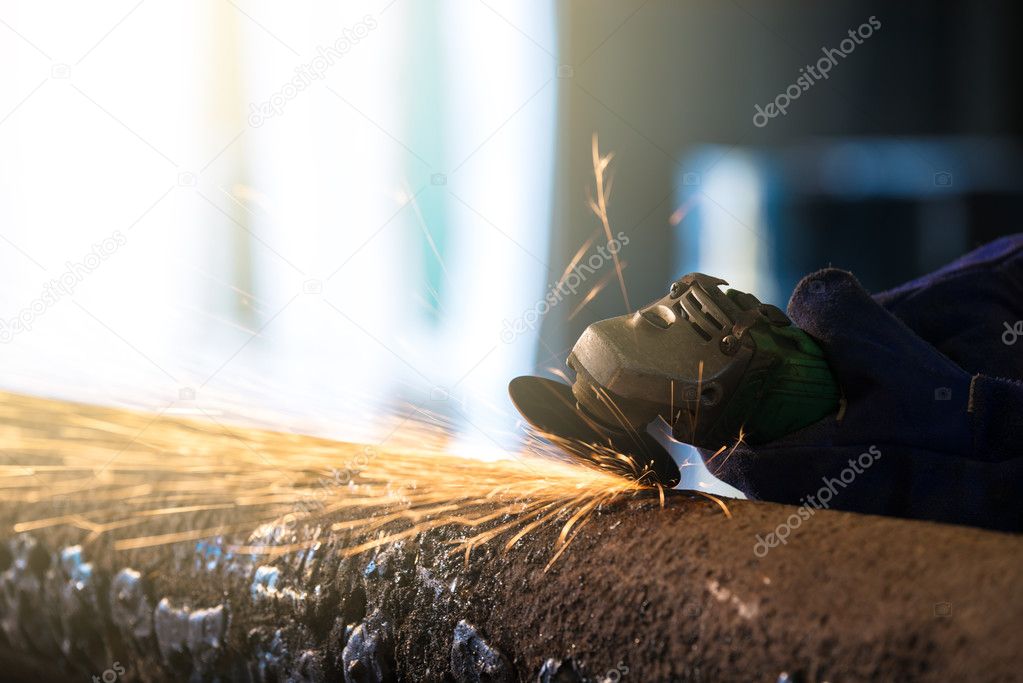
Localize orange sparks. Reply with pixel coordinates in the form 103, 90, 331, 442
669, 195, 698, 226
0, 391, 728, 572
557, 233, 597, 291
704, 426, 747, 477
590, 133, 631, 313
566, 263, 626, 321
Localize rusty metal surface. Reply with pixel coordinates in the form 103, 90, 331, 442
1, 491, 1021, 682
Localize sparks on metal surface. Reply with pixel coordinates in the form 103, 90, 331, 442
0, 391, 706, 571
0, 136, 737, 572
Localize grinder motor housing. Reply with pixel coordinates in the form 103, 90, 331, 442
565, 273, 840, 451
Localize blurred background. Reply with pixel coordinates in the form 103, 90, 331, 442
1, 1, 1021, 487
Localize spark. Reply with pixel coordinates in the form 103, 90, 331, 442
669, 195, 698, 226
230, 183, 273, 214
676, 360, 705, 441
713, 425, 747, 474
0, 390, 727, 571
545, 367, 572, 384
406, 180, 451, 280
566, 263, 626, 321
589, 133, 630, 313
693, 360, 704, 437
556, 233, 596, 291
704, 444, 728, 465
0, 132, 743, 575
705, 426, 747, 477
422, 279, 448, 315
695, 491, 732, 519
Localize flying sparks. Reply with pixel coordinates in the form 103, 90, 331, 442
589, 133, 631, 313
0, 390, 681, 571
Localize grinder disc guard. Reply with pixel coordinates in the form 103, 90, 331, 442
509, 375, 681, 487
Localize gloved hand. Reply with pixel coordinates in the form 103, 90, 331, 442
704, 235, 1023, 532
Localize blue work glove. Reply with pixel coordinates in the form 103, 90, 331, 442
705, 235, 1023, 532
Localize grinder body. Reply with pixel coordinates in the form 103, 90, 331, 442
510, 273, 840, 484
